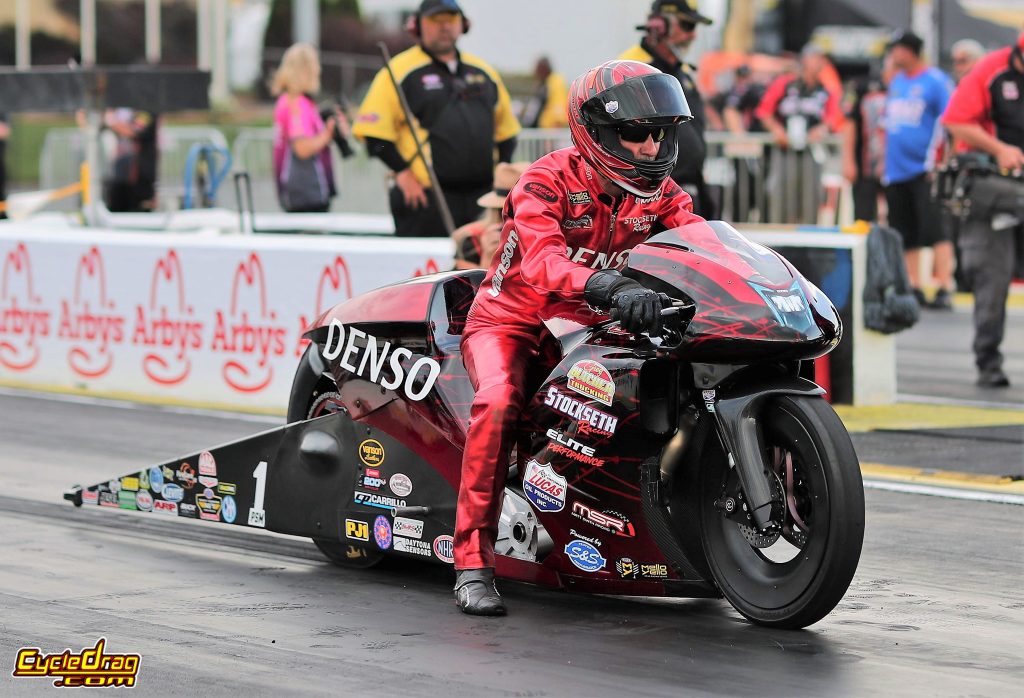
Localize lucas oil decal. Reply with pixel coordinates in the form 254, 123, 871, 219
322, 320, 440, 401
566, 360, 615, 406
523, 460, 567, 512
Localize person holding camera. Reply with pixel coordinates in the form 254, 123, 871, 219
271, 43, 351, 213
354, 0, 520, 238
941, 30, 1024, 388
619, 0, 716, 218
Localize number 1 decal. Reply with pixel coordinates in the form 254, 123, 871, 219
248, 460, 267, 528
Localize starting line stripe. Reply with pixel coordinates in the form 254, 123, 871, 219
861, 462, 1024, 505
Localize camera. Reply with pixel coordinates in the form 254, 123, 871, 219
319, 103, 355, 159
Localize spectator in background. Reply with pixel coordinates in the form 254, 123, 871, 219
883, 29, 954, 310
756, 45, 844, 222
0, 113, 8, 220
620, 0, 717, 217
842, 54, 895, 222
942, 29, 1024, 387
271, 43, 348, 213
519, 57, 569, 129
721, 65, 766, 134
452, 162, 527, 270
355, 0, 520, 238
951, 39, 986, 81
102, 109, 159, 213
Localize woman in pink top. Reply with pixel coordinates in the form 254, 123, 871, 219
271, 43, 350, 212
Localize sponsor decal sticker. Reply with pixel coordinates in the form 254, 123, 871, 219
571, 501, 636, 537
176, 462, 197, 489
547, 442, 605, 468
148, 466, 164, 495
358, 439, 385, 467
389, 473, 413, 497
567, 190, 593, 205
198, 451, 217, 476
564, 540, 606, 572
179, 502, 199, 519
373, 515, 392, 550
196, 492, 222, 521
433, 535, 455, 564
394, 537, 432, 557
361, 468, 385, 490
98, 491, 119, 508
1003, 81, 1019, 101
139, 469, 149, 491
161, 483, 184, 503
221, 495, 237, 523
543, 386, 618, 436
153, 499, 178, 515
119, 476, 139, 492
393, 517, 424, 539
354, 491, 407, 510
82, 490, 98, 506
523, 181, 558, 203
569, 528, 602, 547
198, 475, 218, 489
616, 557, 669, 579
562, 215, 594, 230
12, 638, 141, 687
346, 519, 369, 542
488, 229, 520, 298
523, 460, 567, 512
321, 321, 441, 401
217, 482, 237, 496
135, 490, 153, 512
566, 360, 615, 406
118, 490, 137, 510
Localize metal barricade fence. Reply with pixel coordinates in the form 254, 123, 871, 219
39, 125, 230, 211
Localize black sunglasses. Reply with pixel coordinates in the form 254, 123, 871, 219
615, 123, 668, 143
678, 19, 697, 32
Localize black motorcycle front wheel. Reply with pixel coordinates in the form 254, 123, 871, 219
685, 395, 864, 629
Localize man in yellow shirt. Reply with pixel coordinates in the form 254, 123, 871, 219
354, 0, 520, 237
520, 57, 569, 129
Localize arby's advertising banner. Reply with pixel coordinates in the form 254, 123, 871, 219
0, 228, 452, 410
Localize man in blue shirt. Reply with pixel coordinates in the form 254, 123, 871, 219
883, 30, 955, 309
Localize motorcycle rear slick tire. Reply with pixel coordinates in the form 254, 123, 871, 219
696, 395, 864, 629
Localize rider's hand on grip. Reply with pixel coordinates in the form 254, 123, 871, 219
584, 271, 663, 335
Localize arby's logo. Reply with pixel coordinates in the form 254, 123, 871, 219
60, 247, 122, 378
413, 258, 441, 277
135, 250, 201, 385
213, 253, 287, 393
0, 242, 49, 371
295, 256, 355, 358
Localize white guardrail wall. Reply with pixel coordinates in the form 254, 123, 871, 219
0, 225, 453, 411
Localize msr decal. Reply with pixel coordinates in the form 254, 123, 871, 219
322, 320, 440, 401
0, 242, 50, 371
571, 501, 635, 537
488, 229, 519, 298
566, 360, 615, 406
212, 253, 288, 393
133, 250, 202, 386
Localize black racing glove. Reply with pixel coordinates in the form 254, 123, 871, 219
584, 270, 663, 335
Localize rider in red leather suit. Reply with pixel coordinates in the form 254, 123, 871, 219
453, 59, 707, 615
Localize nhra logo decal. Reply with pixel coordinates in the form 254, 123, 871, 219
566, 360, 615, 406
0, 242, 49, 372
358, 439, 385, 466
488, 229, 519, 298
523, 181, 558, 203
565, 540, 606, 572
571, 501, 635, 537
373, 515, 392, 550
543, 386, 618, 436
433, 535, 455, 564
523, 460, 567, 512
322, 320, 441, 402
567, 190, 592, 205
354, 491, 407, 510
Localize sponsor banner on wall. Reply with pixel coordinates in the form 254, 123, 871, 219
0, 227, 451, 410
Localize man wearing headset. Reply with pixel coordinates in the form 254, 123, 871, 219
453, 60, 708, 615
619, 0, 716, 218
941, 30, 1024, 388
354, 0, 520, 237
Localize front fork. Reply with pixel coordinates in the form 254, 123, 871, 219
701, 377, 824, 532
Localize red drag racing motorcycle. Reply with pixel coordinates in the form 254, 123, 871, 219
67, 220, 865, 629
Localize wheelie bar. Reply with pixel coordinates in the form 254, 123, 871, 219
710, 378, 825, 531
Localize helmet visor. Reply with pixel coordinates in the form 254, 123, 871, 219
582, 73, 693, 126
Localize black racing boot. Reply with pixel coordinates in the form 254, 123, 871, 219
454, 568, 507, 616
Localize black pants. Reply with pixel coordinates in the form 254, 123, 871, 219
389, 184, 489, 238
852, 177, 882, 222
959, 220, 1019, 373
884, 174, 944, 250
